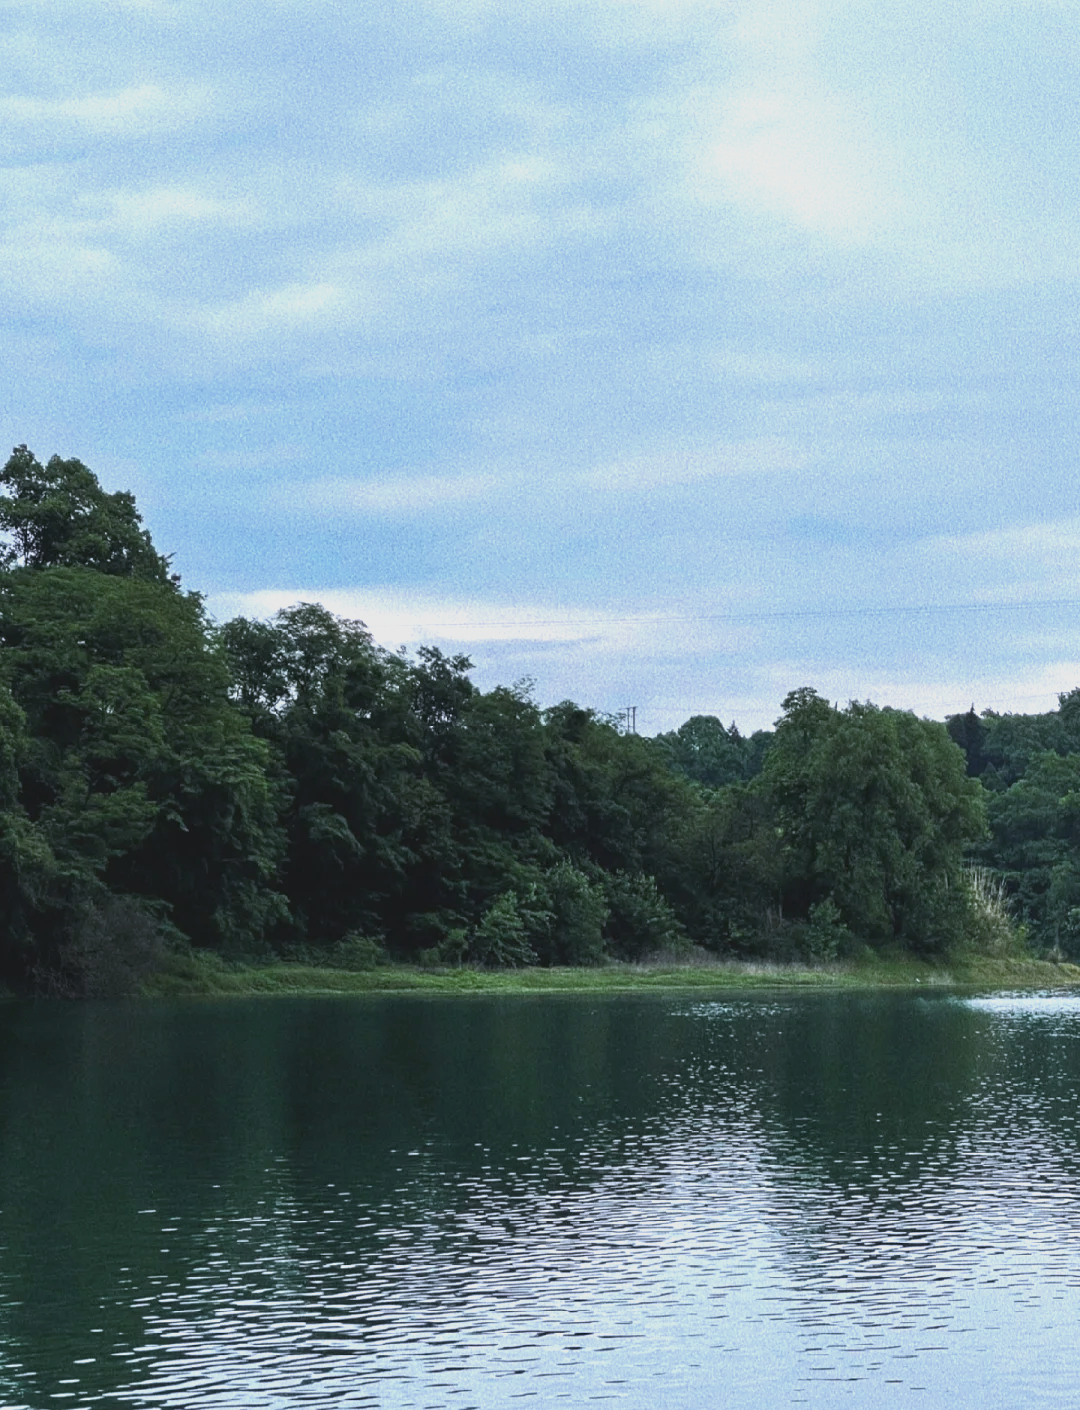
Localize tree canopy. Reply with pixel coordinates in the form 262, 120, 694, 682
0, 446, 1045, 990
0, 446, 172, 583
758, 689, 985, 950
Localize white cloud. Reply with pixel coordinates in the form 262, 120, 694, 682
203, 586, 1080, 733
695, 349, 819, 384
761, 659, 1080, 723
163, 155, 595, 347
583, 438, 807, 490
105, 186, 251, 234
936, 519, 1080, 562
0, 84, 214, 137
630, 0, 901, 252
5, 0, 1080, 738
695, 85, 893, 241
13, 0, 186, 11
189, 446, 304, 472
207, 587, 751, 655
926, 520, 1080, 602
293, 474, 502, 516
627, 0, 1080, 285
180, 400, 285, 424
239, 439, 804, 523
195, 281, 351, 338
208, 588, 629, 644
335, 156, 594, 275
0, 234, 119, 309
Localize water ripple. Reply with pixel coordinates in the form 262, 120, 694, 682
1, 992, 1079, 1407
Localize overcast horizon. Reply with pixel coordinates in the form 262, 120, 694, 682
5, 0, 1080, 733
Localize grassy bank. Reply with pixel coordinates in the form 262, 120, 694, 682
140, 948, 1080, 998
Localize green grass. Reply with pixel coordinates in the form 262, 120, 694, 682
140, 947, 1080, 999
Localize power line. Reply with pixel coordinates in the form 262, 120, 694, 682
628, 686, 1079, 730
392, 597, 1080, 632
642, 688, 1074, 711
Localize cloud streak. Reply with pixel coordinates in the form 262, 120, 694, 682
0, 83, 217, 140
6, 0, 1080, 728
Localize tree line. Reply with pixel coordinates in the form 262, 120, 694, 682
0, 447, 1039, 995
945, 700, 1080, 955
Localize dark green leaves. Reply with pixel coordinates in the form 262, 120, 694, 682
757, 690, 986, 949
0, 446, 172, 583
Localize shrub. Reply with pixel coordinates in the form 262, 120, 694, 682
471, 892, 537, 967
803, 897, 852, 963
327, 933, 387, 970
602, 871, 688, 960
37, 896, 164, 998
961, 866, 1026, 956
436, 928, 470, 965
543, 863, 608, 966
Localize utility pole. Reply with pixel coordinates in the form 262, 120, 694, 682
622, 705, 637, 735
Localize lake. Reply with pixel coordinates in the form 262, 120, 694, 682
2, 989, 1080, 1408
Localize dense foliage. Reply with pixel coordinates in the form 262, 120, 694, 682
947, 696, 1080, 955
0, 448, 1027, 994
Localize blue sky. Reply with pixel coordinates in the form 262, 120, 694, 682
4, 0, 1080, 731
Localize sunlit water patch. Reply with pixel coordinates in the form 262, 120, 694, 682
1, 993, 1080, 1407
963, 990, 1080, 1017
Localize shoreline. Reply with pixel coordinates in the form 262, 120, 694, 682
138, 951, 1080, 999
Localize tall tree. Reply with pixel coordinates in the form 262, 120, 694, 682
0, 567, 286, 964
758, 689, 986, 949
0, 449, 286, 982
983, 750, 1080, 955
652, 714, 770, 788
945, 706, 989, 778
222, 604, 430, 947
0, 446, 172, 584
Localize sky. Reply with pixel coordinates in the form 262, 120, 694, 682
4, 0, 1080, 733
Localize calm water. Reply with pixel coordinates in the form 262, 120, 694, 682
2, 990, 1080, 1408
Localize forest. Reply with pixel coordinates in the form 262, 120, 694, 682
0, 446, 1071, 995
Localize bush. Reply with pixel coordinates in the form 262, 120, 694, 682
543, 863, 608, 966
959, 867, 1026, 956
803, 898, 852, 962
37, 896, 164, 997
471, 892, 537, 967
326, 933, 388, 970
603, 871, 688, 960
436, 928, 470, 965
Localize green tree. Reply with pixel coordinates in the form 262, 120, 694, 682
0, 681, 61, 980
602, 870, 687, 960
0, 446, 172, 583
979, 709, 1067, 791
222, 605, 404, 945
661, 779, 774, 952
946, 706, 989, 778
541, 861, 609, 965
758, 689, 985, 950
983, 751, 1080, 954
542, 704, 698, 880
804, 898, 852, 961
472, 891, 538, 967
0, 564, 286, 973
652, 714, 770, 788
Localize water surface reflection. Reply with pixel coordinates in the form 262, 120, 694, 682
1, 991, 1079, 1407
